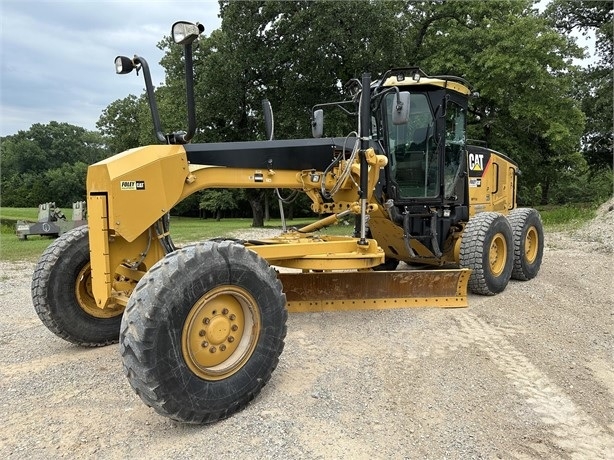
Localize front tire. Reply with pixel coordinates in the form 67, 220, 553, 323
31, 226, 125, 346
508, 208, 544, 281
120, 241, 287, 424
460, 212, 513, 295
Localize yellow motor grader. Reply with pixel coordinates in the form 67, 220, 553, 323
31, 21, 544, 424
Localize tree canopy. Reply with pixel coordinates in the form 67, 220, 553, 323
547, 0, 613, 173
153, 0, 607, 208
1, 122, 108, 207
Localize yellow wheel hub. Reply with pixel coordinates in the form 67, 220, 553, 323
489, 232, 507, 276
524, 226, 538, 263
182, 286, 261, 381
75, 263, 124, 318
207, 315, 232, 345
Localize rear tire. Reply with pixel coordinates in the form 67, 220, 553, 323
31, 226, 124, 346
508, 208, 544, 281
460, 212, 513, 295
120, 241, 287, 424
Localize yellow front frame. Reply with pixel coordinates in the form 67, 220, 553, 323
86, 144, 388, 309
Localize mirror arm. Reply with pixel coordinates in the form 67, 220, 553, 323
312, 100, 356, 117
133, 55, 167, 143
370, 86, 397, 113
176, 42, 197, 144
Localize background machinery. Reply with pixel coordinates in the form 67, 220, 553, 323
16, 201, 87, 240
32, 21, 543, 424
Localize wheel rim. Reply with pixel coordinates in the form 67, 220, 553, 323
182, 285, 261, 381
75, 263, 124, 319
524, 225, 539, 264
489, 232, 507, 276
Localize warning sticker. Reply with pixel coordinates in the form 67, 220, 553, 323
469, 178, 482, 187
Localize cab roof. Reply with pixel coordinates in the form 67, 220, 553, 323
378, 68, 471, 96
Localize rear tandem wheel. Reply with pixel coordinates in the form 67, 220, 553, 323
120, 240, 287, 424
507, 207, 544, 281
460, 212, 514, 295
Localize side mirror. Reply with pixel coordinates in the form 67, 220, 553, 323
114, 56, 135, 75
171, 21, 204, 45
262, 99, 274, 140
312, 109, 324, 138
114, 54, 167, 143
392, 91, 411, 125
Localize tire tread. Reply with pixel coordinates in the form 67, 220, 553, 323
508, 207, 544, 281
120, 241, 287, 424
460, 212, 513, 295
31, 226, 120, 347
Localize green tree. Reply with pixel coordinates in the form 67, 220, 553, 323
547, 0, 613, 174
96, 94, 152, 153
154, 0, 404, 225
44, 162, 89, 206
1, 122, 107, 207
2, 122, 107, 173
101, 0, 593, 210
394, 0, 585, 204
199, 189, 241, 221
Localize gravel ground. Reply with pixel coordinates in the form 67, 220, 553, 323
1, 202, 613, 459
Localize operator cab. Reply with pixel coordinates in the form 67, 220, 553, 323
376, 69, 471, 208
370, 68, 473, 259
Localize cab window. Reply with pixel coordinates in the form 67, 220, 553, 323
443, 100, 466, 199
385, 93, 438, 198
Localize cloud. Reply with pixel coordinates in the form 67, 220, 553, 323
0, 0, 221, 136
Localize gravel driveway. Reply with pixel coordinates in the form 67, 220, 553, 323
1, 205, 613, 459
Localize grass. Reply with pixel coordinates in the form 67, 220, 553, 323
536, 203, 597, 231
1, 207, 56, 261
0, 204, 597, 262
1, 207, 41, 221
169, 216, 352, 242
0, 208, 353, 262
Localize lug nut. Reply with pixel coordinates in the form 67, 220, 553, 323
231, 325, 238, 332
201, 341, 208, 348
209, 347, 216, 353
222, 308, 229, 315
229, 314, 236, 320
220, 345, 227, 351
228, 336, 234, 343
199, 330, 206, 337
203, 318, 210, 325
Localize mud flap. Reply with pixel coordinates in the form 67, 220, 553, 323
277, 269, 470, 312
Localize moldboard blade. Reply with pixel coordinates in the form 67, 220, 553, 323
277, 269, 469, 312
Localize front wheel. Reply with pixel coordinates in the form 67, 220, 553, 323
460, 212, 513, 295
120, 241, 287, 424
508, 208, 544, 281
31, 226, 125, 346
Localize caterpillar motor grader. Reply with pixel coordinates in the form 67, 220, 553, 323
32, 21, 544, 424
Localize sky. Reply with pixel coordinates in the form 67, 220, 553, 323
0, 1, 596, 138
0, 0, 222, 136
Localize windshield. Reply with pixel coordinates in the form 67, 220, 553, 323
385, 92, 438, 198
384, 92, 466, 200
